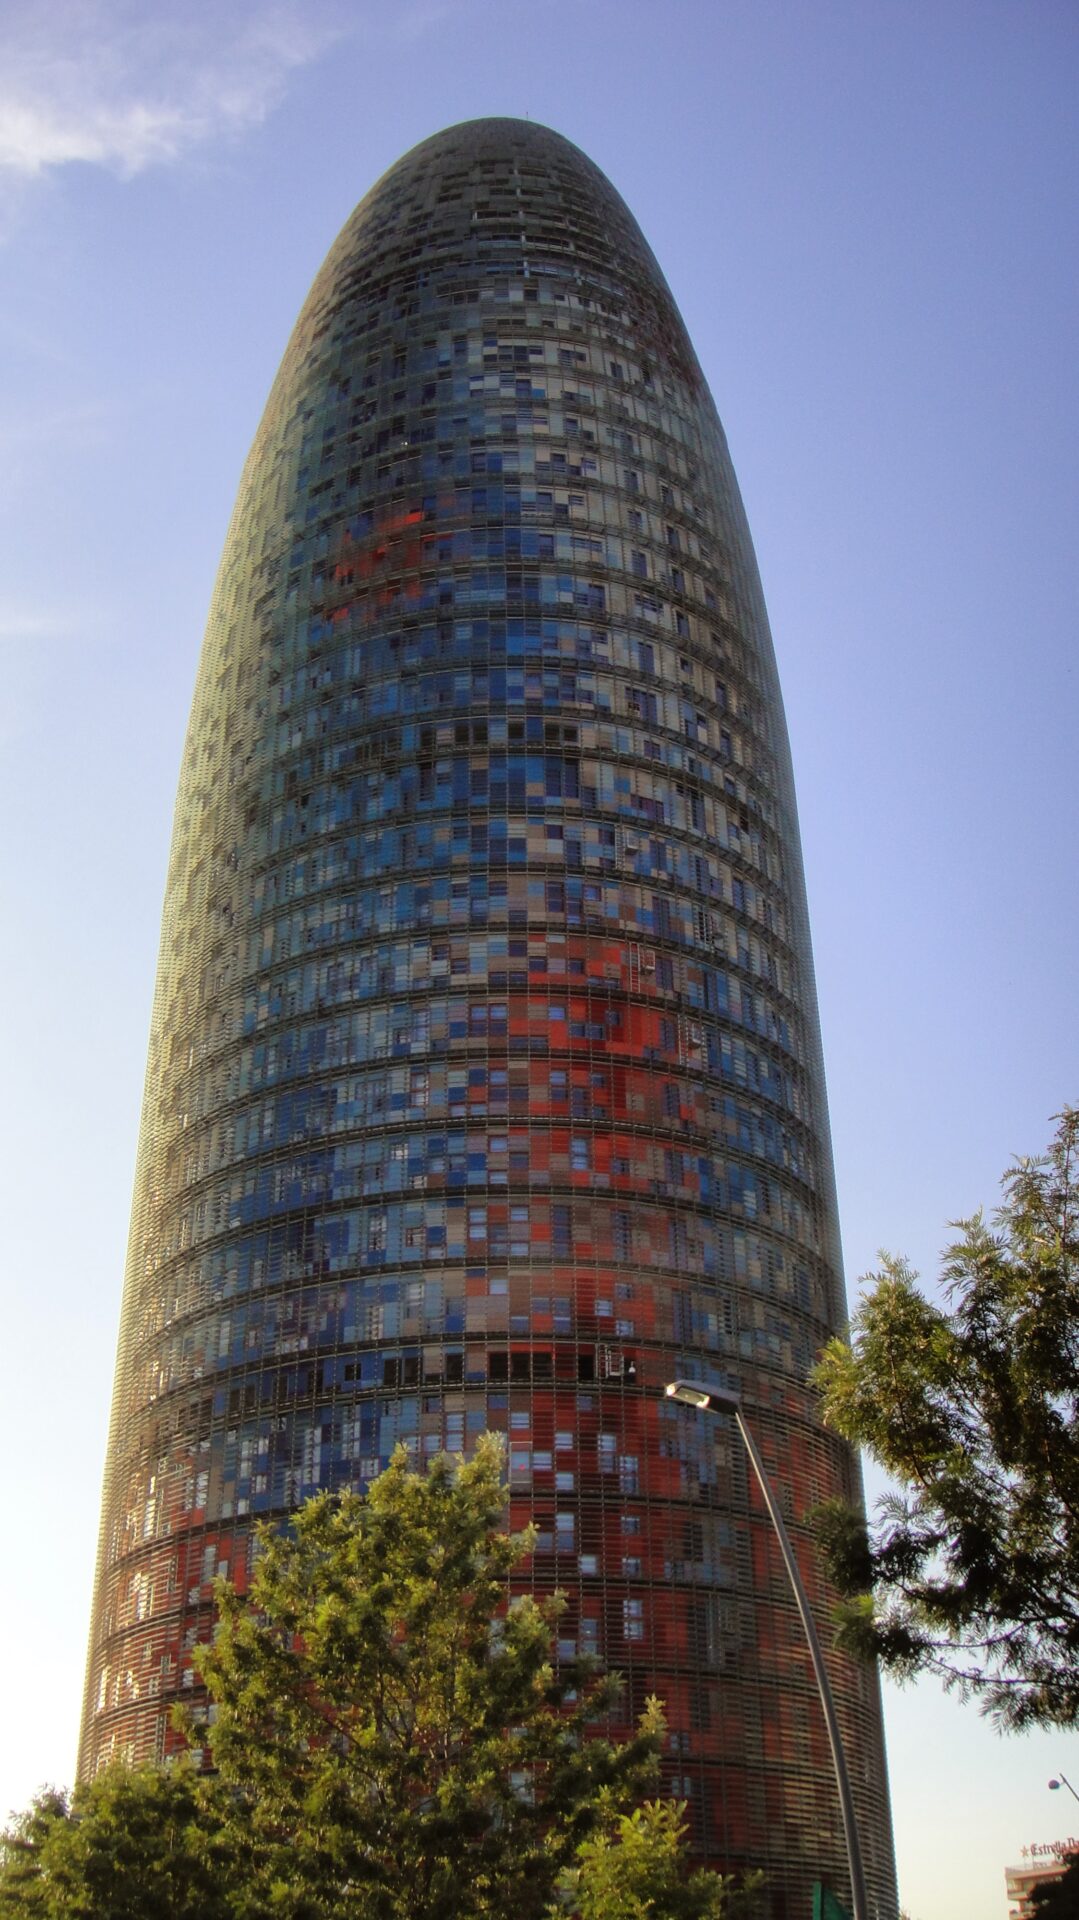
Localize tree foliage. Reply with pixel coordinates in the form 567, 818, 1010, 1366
813, 1109, 1079, 1729
3, 1436, 751, 1918
0, 1767, 227, 1920
560, 1795, 761, 1920
191, 1433, 664, 1920
1030, 1853, 1079, 1918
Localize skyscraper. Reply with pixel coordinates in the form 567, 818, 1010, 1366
81, 119, 896, 1917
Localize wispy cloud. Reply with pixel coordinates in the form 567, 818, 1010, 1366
0, 600, 89, 643
0, 394, 109, 507
0, 2, 340, 179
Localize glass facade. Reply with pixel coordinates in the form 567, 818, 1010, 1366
80, 119, 896, 1918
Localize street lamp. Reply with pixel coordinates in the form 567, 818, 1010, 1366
1049, 1774, 1079, 1805
665, 1378, 869, 1920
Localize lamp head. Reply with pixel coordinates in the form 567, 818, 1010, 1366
665, 1379, 742, 1413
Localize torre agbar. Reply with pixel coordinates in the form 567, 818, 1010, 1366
82, 120, 896, 1917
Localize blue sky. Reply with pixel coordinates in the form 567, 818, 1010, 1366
0, 3, 1075, 1914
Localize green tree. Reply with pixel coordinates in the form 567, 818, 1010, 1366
0, 1766, 228, 1919
191, 1433, 723, 1919
3, 1438, 749, 1919
0, 1790, 67, 1917
561, 1796, 761, 1920
813, 1109, 1079, 1729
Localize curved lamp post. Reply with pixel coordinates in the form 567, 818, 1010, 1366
1049, 1773, 1079, 1805
665, 1378, 869, 1920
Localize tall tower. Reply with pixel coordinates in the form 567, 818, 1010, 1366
82, 120, 896, 1918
